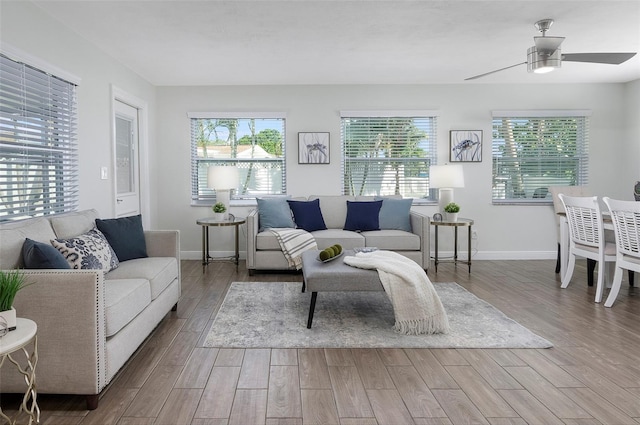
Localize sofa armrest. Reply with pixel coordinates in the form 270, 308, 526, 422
1, 270, 107, 395
410, 210, 431, 270
246, 209, 259, 269
145, 230, 180, 259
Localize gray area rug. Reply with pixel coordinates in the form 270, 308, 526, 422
204, 282, 552, 349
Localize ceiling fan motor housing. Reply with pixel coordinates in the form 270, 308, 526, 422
527, 46, 562, 73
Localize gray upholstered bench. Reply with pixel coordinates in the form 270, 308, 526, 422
301, 249, 383, 328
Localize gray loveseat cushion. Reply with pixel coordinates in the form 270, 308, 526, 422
106, 257, 178, 300
104, 278, 151, 337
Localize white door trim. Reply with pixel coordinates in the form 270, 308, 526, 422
110, 85, 150, 228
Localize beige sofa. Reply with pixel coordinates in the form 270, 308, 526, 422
0, 209, 181, 409
247, 195, 430, 273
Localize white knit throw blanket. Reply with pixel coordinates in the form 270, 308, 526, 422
270, 228, 317, 270
344, 251, 449, 335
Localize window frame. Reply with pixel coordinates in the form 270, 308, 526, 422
340, 110, 439, 203
188, 112, 287, 206
0, 52, 79, 221
491, 110, 590, 205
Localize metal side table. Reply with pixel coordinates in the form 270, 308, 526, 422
431, 218, 474, 273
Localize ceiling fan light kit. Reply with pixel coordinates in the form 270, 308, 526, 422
465, 18, 637, 80
527, 46, 561, 73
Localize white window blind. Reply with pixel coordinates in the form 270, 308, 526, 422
189, 114, 286, 204
340, 112, 438, 200
0, 53, 78, 221
491, 111, 589, 204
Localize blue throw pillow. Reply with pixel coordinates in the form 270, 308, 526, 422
95, 214, 148, 262
375, 197, 413, 232
256, 198, 295, 232
22, 238, 71, 269
344, 200, 383, 231
287, 199, 327, 232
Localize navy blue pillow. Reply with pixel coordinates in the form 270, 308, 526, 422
22, 238, 70, 269
344, 200, 383, 231
95, 214, 148, 262
287, 199, 327, 232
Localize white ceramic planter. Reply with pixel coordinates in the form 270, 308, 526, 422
0, 306, 17, 332
446, 212, 459, 222
213, 212, 225, 221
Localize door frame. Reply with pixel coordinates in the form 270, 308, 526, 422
110, 85, 150, 228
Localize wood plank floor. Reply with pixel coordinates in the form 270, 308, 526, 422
2, 259, 639, 425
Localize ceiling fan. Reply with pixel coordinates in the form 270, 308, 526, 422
465, 19, 637, 80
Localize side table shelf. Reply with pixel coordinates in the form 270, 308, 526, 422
431, 218, 474, 273
0, 318, 40, 425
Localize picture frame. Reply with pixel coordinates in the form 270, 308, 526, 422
450, 130, 482, 162
298, 132, 330, 164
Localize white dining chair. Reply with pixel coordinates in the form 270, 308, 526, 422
559, 194, 616, 303
602, 197, 640, 307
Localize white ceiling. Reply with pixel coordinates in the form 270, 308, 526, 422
32, 0, 640, 86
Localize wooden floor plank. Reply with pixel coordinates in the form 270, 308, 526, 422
328, 366, 374, 418
267, 366, 302, 418
300, 389, 339, 425
405, 349, 459, 389
351, 349, 395, 390
154, 388, 202, 425
431, 389, 491, 425
175, 347, 219, 389
497, 389, 564, 425
561, 387, 638, 425
228, 389, 268, 425
459, 350, 522, 390
366, 389, 414, 425
122, 365, 182, 418
386, 365, 447, 419
299, 349, 332, 389
194, 367, 240, 419
238, 348, 271, 389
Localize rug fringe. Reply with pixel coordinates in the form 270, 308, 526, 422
394, 312, 450, 335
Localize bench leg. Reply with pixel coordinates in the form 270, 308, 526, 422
301, 279, 306, 293
307, 292, 317, 329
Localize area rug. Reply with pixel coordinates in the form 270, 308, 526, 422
204, 282, 552, 349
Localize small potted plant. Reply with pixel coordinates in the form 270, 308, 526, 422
444, 202, 460, 222
212, 202, 227, 220
0, 269, 29, 332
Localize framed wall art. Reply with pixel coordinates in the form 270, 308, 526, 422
450, 130, 482, 162
298, 132, 330, 164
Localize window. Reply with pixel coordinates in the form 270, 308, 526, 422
0, 53, 79, 221
340, 111, 438, 200
189, 113, 286, 204
492, 110, 590, 204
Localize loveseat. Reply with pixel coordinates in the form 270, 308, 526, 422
0, 209, 181, 409
246, 195, 430, 274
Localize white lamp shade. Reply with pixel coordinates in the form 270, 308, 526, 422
208, 166, 239, 190
430, 164, 465, 188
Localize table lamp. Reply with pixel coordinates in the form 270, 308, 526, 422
430, 164, 465, 213
208, 165, 239, 220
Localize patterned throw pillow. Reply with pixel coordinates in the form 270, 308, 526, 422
51, 228, 119, 272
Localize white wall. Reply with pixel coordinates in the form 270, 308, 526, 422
0, 1, 158, 224
3, 1, 636, 261
157, 83, 630, 260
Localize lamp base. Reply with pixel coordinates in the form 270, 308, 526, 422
438, 188, 454, 214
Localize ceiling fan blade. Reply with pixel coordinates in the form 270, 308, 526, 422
465, 62, 527, 81
562, 52, 637, 64
534, 36, 565, 53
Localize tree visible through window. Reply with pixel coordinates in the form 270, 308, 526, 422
341, 113, 438, 200
189, 114, 286, 204
491, 111, 589, 203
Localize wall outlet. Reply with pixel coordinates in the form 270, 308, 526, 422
472, 231, 478, 240
100, 167, 108, 180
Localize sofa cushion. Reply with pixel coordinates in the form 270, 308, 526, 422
255, 231, 283, 251
308, 195, 356, 229
0, 217, 57, 269
96, 214, 148, 261
287, 199, 327, 232
49, 209, 99, 239
376, 197, 413, 232
256, 198, 295, 231
51, 228, 119, 272
104, 278, 151, 337
22, 238, 71, 269
344, 200, 383, 231
105, 257, 178, 300
361, 230, 421, 251
311, 229, 365, 250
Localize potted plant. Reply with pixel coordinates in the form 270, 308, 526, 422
444, 202, 460, 222
212, 202, 227, 220
0, 269, 29, 332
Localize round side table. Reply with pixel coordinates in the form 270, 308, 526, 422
0, 318, 40, 425
197, 216, 246, 271
430, 218, 474, 273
